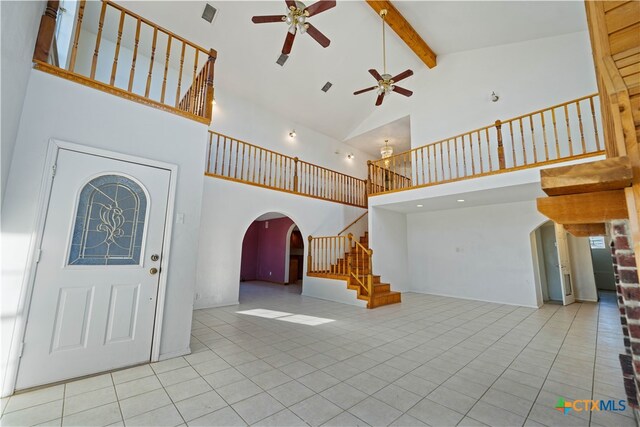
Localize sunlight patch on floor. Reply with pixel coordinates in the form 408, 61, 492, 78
236, 308, 335, 325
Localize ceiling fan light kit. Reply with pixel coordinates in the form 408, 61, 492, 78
353, 9, 414, 106
251, 1, 335, 55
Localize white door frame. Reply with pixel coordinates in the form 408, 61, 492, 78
284, 223, 298, 284
4, 139, 177, 396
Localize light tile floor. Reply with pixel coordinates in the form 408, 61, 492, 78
1, 282, 636, 426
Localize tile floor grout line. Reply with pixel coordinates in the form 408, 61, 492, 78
520, 303, 584, 425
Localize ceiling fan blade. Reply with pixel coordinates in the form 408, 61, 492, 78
305, 23, 330, 48
282, 30, 296, 54
392, 86, 413, 97
353, 86, 377, 95
285, 0, 297, 9
369, 69, 383, 81
375, 93, 385, 106
391, 69, 414, 83
304, 0, 336, 17
252, 15, 286, 24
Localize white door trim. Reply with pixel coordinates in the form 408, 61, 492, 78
3, 139, 177, 396
284, 223, 297, 284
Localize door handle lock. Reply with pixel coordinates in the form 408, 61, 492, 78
151, 254, 160, 261
150, 267, 159, 275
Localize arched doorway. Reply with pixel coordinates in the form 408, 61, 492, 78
239, 212, 303, 297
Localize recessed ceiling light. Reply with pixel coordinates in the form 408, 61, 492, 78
457, 199, 465, 202
416, 204, 423, 207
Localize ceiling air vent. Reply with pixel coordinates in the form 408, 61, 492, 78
202, 4, 217, 23
276, 54, 289, 66
321, 82, 333, 92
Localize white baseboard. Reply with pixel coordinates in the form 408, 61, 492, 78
403, 290, 540, 309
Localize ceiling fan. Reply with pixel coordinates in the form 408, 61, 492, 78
251, 0, 336, 55
354, 9, 413, 106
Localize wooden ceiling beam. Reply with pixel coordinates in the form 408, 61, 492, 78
366, 0, 437, 69
540, 156, 632, 196
537, 189, 628, 225
564, 223, 607, 237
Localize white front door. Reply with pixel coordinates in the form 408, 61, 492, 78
555, 224, 576, 306
16, 148, 171, 390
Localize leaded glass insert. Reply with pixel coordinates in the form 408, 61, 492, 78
68, 175, 147, 265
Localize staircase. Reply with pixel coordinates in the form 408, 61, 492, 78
308, 231, 401, 308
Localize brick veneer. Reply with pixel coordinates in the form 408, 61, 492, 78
610, 220, 640, 408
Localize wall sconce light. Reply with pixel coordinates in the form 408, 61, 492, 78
289, 130, 297, 138
491, 91, 499, 102
346, 153, 355, 160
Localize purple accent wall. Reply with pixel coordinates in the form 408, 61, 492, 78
240, 217, 295, 283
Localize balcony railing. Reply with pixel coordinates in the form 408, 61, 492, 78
33, 0, 216, 124
368, 94, 605, 195
206, 132, 368, 208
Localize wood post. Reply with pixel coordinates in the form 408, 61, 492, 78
33, 1, 59, 63
204, 49, 217, 121
293, 157, 299, 192
495, 119, 506, 170
307, 235, 313, 274
347, 233, 353, 281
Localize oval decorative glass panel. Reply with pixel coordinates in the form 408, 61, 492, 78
68, 175, 147, 265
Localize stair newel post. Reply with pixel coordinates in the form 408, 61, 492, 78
204, 49, 217, 121
307, 235, 313, 274
495, 119, 506, 170
368, 248, 374, 301
33, 1, 60, 63
347, 234, 353, 281
293, 157, 299, 192
366, 160, 372, 195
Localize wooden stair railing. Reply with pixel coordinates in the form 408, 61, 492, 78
368, 94, 605, 195
307, 232, 401, 308
205, 131, 368, 208
32, 0, 216, 124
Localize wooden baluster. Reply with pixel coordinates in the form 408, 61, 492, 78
292, 158, 298, 192
160, 35, 172, 103
240, 142, 246, 180
453, 138, 459, 177
68, 0, 85, 72
214, 133, 220, 174
307, 236, 313, 274
128, 18, 141, 92
485, 128, 493, 171
258, 149, 263, 184
145, 27, 158, 98
541, 113, 549, 161
494, 120, 505, 170
529, 115, 537, 163
509, 121, 516, 166
188, 50, 199, 113
233, 140, 240, 178
110, 10, 126, 86
563, 104, 574, 156
206, 133, 212, 173
446, 141, 452, 179
519, 118, 527, 164
475, 132, 484, 173
576, 101, 586, 154
590, 96, 602, 151
174, 42, 185, 106
469, 134, 476, 175
90, 1, 107, 79
251, 146, 256, 182
205, 50, 216, 119
221, 136, 226, 176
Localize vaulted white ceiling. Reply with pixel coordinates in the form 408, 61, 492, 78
119, 1, 587, 144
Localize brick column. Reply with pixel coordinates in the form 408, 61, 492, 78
610, 220, 640, 409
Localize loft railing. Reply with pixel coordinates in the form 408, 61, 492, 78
206, 131, 368, 208
33, 0, 216, 124
307, 234, 373, 303
368, 94, 605, 195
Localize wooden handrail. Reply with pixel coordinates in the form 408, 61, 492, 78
368, 94, 605, 195
34, 0, 216, 124
206, 131, 368, 208
337, 211, 368, 236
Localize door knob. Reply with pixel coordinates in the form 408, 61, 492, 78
150, 268, 159, 275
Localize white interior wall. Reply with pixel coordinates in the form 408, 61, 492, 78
196, 177, 367, 309
568, 234, 598, 302
212, 86, 375, 180
1, 1, 44, 204
369, 208, 409, 291
348, 31, 597, 150
405, 201, 547, 307
1, 70, 208, 396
